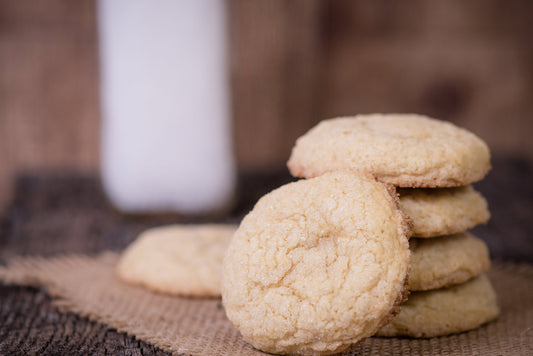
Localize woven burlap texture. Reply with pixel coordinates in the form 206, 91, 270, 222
0, 252, 532, 356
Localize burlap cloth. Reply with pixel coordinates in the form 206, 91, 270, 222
0, 253, 532, 355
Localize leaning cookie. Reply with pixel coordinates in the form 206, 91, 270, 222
398, 186, 490, 238
222, 171, 411, 355
377, 275, 500, 338
116, 224, 237, 297
287, 114, 491, 187
408, 232, 490, 291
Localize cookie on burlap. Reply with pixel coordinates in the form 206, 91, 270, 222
408, 232, 490, 291
222, 171, 411, 355
287, 114, 491, 187
398, 186, 490, 237
117, 224, 237, 297
377, 274, 500, 338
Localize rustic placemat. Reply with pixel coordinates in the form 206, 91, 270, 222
0, 253, 532, 355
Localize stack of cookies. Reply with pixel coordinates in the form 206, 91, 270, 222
377, 187, 499, 337
287, 113, 499, 338
118, 114, 500, 355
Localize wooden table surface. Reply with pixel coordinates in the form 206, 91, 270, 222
1, 156, 532, 355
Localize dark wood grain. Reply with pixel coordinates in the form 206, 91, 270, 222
0, 285, 170, 356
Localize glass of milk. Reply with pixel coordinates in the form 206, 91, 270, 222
97, 0, 235, 215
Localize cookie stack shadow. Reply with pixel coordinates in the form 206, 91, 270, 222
287, 114, 500, 339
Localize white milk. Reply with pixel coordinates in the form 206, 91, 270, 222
97, 0, 235, 214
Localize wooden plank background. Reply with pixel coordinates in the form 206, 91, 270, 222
1, 0, 532, 212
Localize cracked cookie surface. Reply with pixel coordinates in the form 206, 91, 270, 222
408, 232, 490, 291
377, 275, 499, 338
117, 224, 237, 297
222, 171, 411, 355
287, 114, 491, 187
398, 186, 490, 237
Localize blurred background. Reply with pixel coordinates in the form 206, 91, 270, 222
0, 0, 532, 259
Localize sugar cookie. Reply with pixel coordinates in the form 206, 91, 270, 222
222, 171, 411, 355
117, 224, 237, 297
377, 275, 499, 338
408, 233, 490, 291
287, 114, 491, 187
398, 186, 490, 237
